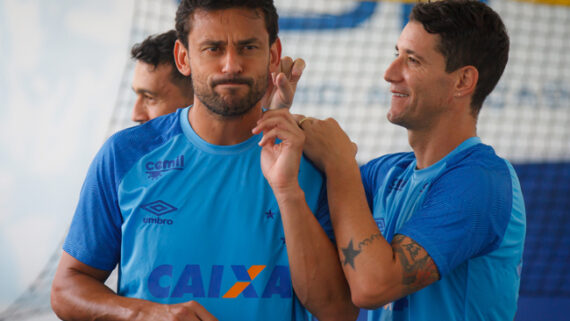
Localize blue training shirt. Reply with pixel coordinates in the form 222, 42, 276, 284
359, 137, 526, 321
64, 106, 332, 321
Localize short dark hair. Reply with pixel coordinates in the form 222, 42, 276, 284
131, 30, 193, 95
175, 0, 279, 48
410, 0, 509, 115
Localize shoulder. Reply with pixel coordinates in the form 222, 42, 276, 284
93, 111, 184, 182
423, 144, 515, 244
441, 143, 512, 191
361, 152, 415, 179
107, 111, 182, 152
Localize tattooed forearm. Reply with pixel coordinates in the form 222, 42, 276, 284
341, 232, 383, 269
392, 234, 439, 292
341, 240, 361, 269
358, 232, 383, 250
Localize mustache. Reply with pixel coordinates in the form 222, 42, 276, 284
211, 76, 253, 87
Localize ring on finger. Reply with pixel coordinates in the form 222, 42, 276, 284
298, 117, 311, 128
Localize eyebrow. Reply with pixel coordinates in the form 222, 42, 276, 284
200, 37, 261, 47
200, 40, 225, 47
132, 87, 155, 96
237, 38, 261, 46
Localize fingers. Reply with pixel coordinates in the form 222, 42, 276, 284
266, 57, 306, 110
352, 141, 358, 156
253, 109, 303, 146
187, 301, 217, 321
257, 125, 303, 148
298, 116, 317, 129
274, 72, 294, 108
279, 57, 305, 89
289, 58, 306, 85
254, 109, 299, 134
291, 114, 307, 124
169, 300, 218, 321
280, 56, 293, 78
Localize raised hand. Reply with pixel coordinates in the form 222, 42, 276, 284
263, 57, 306, 110
252, 109, 305, 194
293, 116, 358, 173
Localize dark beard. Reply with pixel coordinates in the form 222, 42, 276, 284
195, 75, 267, 118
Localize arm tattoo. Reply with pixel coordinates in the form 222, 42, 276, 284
392, 234, 439, 292
341, 232, 382, 270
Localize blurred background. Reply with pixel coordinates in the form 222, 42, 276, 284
1, 0, 569, 320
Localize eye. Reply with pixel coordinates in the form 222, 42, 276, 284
408, 56, 419, 64
203, 46, 221, 54
143, 94, 156, 103
240, 45, 259, 54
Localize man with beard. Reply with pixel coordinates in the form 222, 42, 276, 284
50, 1, 356, 321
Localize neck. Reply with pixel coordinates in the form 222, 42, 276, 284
188, 100, 263, 145
409, 112, 477, 169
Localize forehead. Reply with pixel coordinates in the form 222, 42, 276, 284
133, 62, 173, 87
398, 21, 441, 58
188, 8, 268, 43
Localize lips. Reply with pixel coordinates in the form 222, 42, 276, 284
390, 88, 409, 97
212, 77, 252, 87
216, 83, 246, 87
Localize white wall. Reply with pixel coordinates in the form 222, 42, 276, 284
0, 0, 133, 317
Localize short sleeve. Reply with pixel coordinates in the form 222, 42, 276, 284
63, 139, 123, 271
398, 163, 513, 277
361, 153, 414, 210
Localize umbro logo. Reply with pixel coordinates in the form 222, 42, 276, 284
146, 155, 185, 179
142, 200, 177, 216
142, 200, 177, 225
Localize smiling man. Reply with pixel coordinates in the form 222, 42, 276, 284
50, 1, 356, 321
256, 1, 526, 321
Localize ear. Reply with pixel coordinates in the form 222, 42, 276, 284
454, 65, 478, 98
174, 39, 191, 76
269, 37, 282, 73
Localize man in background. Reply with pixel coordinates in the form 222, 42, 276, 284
130, 29, 193, 123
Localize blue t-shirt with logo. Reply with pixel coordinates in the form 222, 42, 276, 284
63, 107, 331, 321
358, 137, 526, 321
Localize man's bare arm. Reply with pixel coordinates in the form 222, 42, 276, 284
51, 252, 217, 321
300, 118, 440, 309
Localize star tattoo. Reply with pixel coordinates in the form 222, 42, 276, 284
342, 239, 362, 269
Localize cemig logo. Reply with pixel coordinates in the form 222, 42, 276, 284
146, 155, 185, 179
147, 264, 292, 299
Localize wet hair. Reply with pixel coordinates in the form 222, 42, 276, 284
410, 0, 509, 115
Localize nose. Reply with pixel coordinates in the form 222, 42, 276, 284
221, 47, 243, 75
131, 96, 149, 124
384, 56, 403, 84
